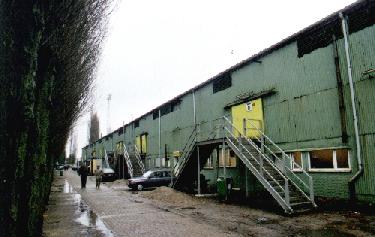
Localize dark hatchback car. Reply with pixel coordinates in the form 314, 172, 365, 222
128, 169, 175, 191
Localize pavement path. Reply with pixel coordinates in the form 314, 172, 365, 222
44, 170, 375, 237
45, 170, 238, 237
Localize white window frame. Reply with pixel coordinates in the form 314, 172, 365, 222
288, 152, 303, 172
203, 154, 214, 169
308, 149, 351, 172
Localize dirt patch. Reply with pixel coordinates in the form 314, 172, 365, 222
139, 186, 375, 236
141, 186, 209, 207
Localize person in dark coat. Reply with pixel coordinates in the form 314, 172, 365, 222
78, 163, 89, 188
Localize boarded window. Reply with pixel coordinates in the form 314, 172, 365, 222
171, 99, 181, 112
160, 104, 171, 116
309, 149, 350, 170
134, 120, 139, 128
219, 148, 237, 167
310, 150, 334, 169
336, 149, 349, 169
297, 2, 375, 57
213, 73, 231, 93
152, 110, 159, 120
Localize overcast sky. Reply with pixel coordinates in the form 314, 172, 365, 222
71, 0, 356, 158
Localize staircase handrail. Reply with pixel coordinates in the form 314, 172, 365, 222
134, 145, 145, 174
173, 126, 197, 173
123, 144, 133, 178
224, 133, 290, 210
222, 118, 287, 191
223, 126, 286, 193
246, 119, 314, 203
104, 149, 110, 168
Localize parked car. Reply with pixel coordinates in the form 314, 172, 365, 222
128, 169, 175, 191
102, 167, 115, 182
71, 165, 78, 171
56, 165, 64, 170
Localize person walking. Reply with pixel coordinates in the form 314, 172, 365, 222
78, 162, 89, 188
94, 165, 103, 189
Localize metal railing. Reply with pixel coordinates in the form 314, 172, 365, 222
134, 145, 145, 174
221, 117, 293, 211
123, 144, 133, 178
104, 149, 111, 168
245, 119, 315, 205
173, 126, 198, 184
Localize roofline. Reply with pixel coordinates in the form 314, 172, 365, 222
86, 0, 368, 147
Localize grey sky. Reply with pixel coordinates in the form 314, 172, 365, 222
72, 0, 356, 158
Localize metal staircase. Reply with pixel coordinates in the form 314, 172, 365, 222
133, 145, 145, 175
172, 126, 198, 187
222, 116, 317, 213
122, 144, 145, 178
122, 144, 133, 178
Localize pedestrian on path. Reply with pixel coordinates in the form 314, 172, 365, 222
95, 165, 103, 189
78, 162, 89, 188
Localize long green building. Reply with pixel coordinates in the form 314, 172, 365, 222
82, 0, 375, 213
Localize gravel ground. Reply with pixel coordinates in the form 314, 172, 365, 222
44, 170, 375, 237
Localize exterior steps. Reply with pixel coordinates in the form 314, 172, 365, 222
223, 116, 316, 214
129, 154, 144, 177
122, 144, 145, 178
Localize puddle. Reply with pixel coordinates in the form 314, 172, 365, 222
62, 179, 114, 237
296, 228, 356, 237
76, 210, 114, 237
63, 179, 73, 193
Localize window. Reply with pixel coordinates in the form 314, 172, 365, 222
289, 151, 303, 171
204, 154, 214, 169
134, 120, 139, 128
213, 73, 231, 93
219, 148, 237, 167
308, 149, 350, 171
160, 104, 172, 116
152, 110, 159, 120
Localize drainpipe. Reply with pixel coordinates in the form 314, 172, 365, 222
123, 121, 125, 179
158, 109, 161, 167
339, 12, 363, 201
192, 90, 196, 125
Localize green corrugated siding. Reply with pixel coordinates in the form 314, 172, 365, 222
82, 22, 375, 202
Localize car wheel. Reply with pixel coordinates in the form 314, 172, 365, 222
137, 184, 143, 191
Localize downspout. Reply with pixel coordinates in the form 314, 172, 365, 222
158, 109, 161, 167
192, 90, 196, 126
339, 12, 363, 201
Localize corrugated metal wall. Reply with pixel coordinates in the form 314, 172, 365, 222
82, 15, 375, 202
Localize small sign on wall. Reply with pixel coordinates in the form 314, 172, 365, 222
245, 102, 253, 111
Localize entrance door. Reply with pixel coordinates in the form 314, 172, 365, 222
136, 134, 147, 154
231, 98, 264, 138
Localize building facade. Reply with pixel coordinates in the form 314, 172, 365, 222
82, 0, 375, 204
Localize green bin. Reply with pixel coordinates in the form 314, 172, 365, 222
217, 177, 226, 200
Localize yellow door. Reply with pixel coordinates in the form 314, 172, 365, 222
231, 98, 264, 138
136, 136, 141, 151
141, 134, 147, 154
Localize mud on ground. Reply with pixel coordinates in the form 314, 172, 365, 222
139, 186, 375, 237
